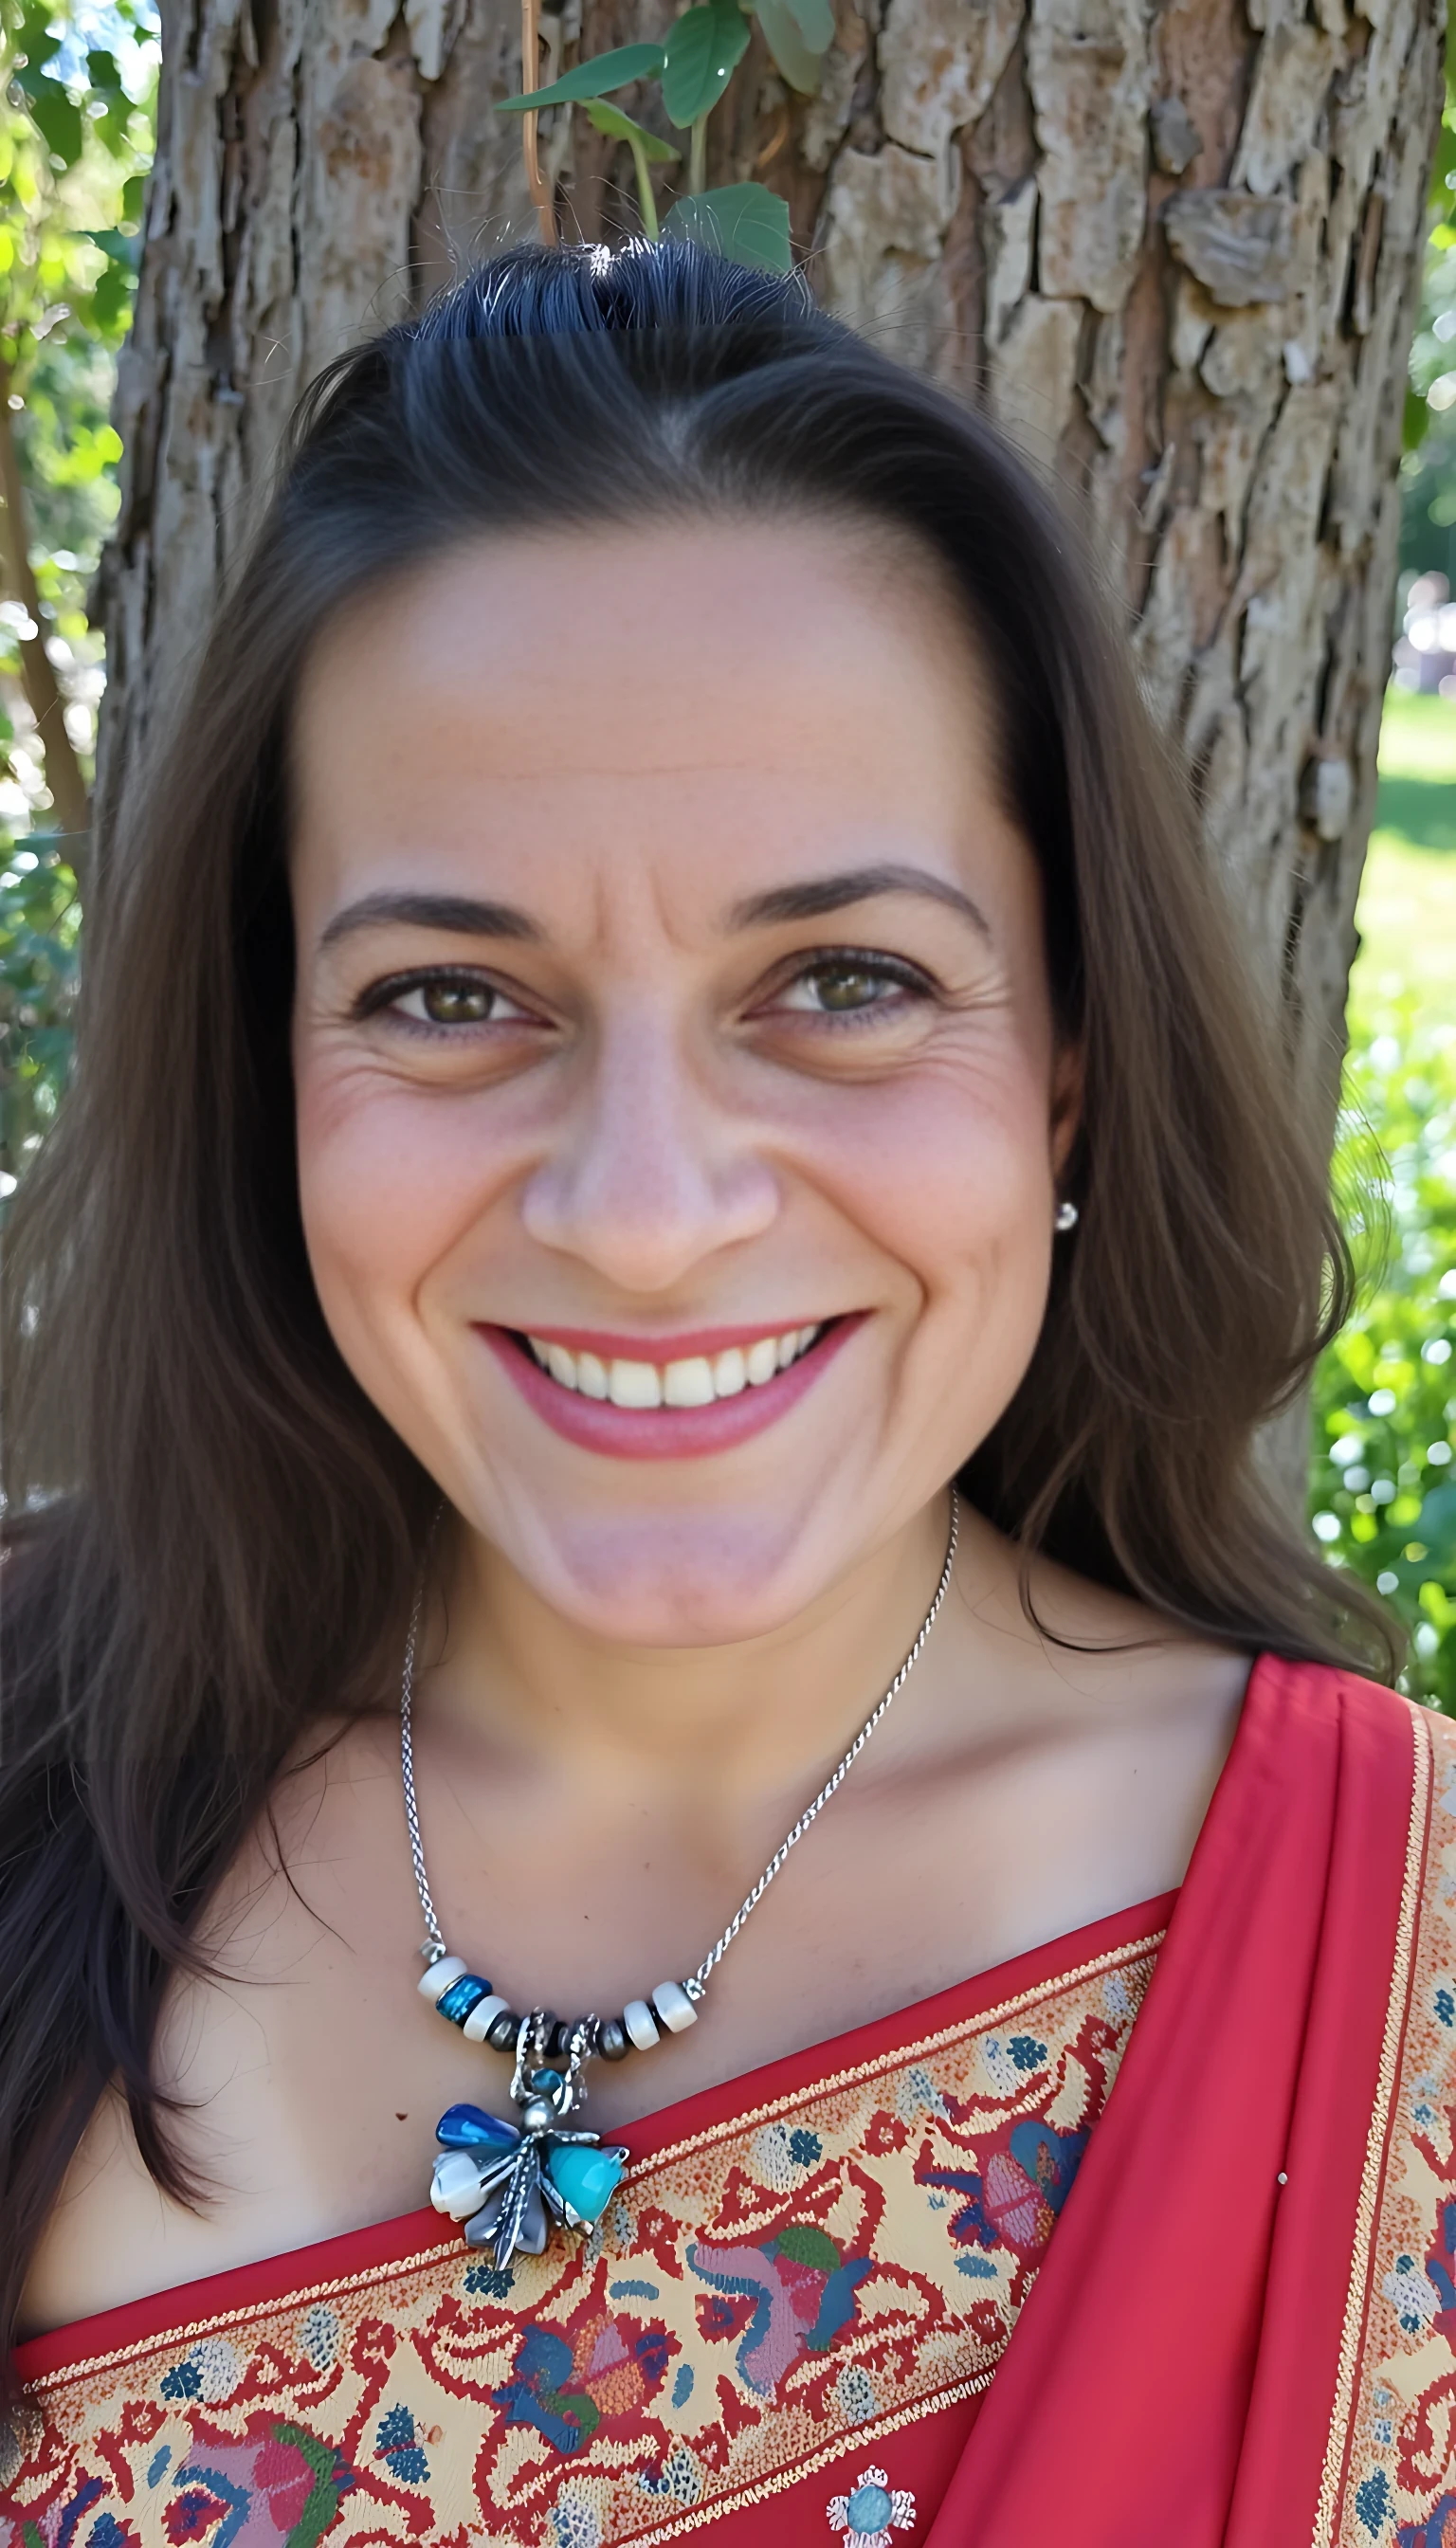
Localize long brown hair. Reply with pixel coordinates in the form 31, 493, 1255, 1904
0, 239, 1393, 2385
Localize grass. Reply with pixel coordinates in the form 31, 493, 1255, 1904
1312, 690, 1456, 1712
1354, 689, 1456, 1015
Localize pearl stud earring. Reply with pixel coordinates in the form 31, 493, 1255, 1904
1054, 1199, 1079, 1232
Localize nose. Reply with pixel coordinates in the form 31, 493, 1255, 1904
519, 1012, 779, 1295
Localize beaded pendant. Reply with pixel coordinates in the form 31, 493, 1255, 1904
425, 2004, 630, 2262
403, 1501, 960, 2265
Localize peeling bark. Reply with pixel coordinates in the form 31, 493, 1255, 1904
100, 0, 1443, 1162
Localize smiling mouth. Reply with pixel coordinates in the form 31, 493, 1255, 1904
518, 1323, 828, 1410
482, 1316, 859, 1459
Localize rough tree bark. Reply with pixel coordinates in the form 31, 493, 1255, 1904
100, 0, 1442, 1126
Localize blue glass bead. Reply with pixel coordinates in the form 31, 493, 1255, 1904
436, 2102, 520, 2152
529, 2068, 565, 2096
436, 1974, 492, 2026
546, 2143, 625, 2226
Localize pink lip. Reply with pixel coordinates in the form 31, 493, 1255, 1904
477, 1317, 863, 1461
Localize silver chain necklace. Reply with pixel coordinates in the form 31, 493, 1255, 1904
405, 1491, 958, 2266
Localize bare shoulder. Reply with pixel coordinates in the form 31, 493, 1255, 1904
21, 1718, 411, 2339
948, 1519, 1253, 1744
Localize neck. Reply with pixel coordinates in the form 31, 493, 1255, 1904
419, 1492, 961, 1811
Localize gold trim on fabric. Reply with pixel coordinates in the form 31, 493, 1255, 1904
29, 1927, 1166, 2396
1310, 1702, 1431, 2548
634, 2368, 998, 2540
642, 1929, 1168, 2176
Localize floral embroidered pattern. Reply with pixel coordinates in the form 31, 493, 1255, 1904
1330, 1706, 1456, 2546
827, 2465, 916, 2542
1, 1930, 1158, 2548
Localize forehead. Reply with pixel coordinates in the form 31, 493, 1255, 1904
289, 518, 1017, 930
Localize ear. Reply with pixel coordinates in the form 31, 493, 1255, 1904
1048, 1038, 1083, 1180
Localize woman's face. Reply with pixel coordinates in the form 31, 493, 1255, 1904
290, 517, 1077, 1643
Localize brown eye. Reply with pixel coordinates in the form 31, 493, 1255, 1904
777, 961, 915, 1016
420, 982, 494, 1024
811, 968, 886, 1010
389, 977, 531, 1028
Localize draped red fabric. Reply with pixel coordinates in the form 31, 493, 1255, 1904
9, 1660, 1449, 2548
933, 1657, 1427, 2547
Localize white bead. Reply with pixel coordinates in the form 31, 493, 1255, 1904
623, 1997, 661, 2050
651, 1980, 698, 2034
430, 2149, 490, 2220
417, 1955, 468, 2005
462, 1993, 512, 2044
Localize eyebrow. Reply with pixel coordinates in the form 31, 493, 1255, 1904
317, 863, 993, 956
317, 891, 541, 953
728, 864, 992, 941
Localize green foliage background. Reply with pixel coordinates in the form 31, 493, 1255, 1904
3, 5, 1456, 1723
1403, 22, 1456, 575
0, 0, 155, 1189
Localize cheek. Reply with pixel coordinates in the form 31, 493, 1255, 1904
792, 1036, 1058, 1302
292, 1061, 510, 1340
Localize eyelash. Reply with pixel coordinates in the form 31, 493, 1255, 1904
353, 951, 940, 1039
352, 970, 537, 1038
759, 949, 937, 1024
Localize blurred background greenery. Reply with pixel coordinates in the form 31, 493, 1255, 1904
3, 3, 1456, 1705
0, 0, 154, 1190
1310, 691, 1456, 1711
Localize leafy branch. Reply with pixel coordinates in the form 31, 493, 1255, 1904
497, 0, 834, 271
0, 0, 156, 1195
1, 0, 155, 859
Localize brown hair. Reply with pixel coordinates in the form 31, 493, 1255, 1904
0, 239, 1392, 2386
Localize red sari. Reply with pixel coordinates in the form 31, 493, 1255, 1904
7, 1658, 1456, 2547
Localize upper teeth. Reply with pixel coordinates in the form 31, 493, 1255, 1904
526, 1325, 823, 1408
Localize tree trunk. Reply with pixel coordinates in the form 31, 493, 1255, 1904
100, 0, 1442, 1120
0, 402, 92, 849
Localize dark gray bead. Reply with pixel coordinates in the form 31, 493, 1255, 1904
548, 2020, 573, 2060
485, 2009, 520, 2051
598, 2018, 631, 2061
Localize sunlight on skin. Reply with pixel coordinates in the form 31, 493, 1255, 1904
24, 519, 1250, 2332
289, 518, 1078, 1661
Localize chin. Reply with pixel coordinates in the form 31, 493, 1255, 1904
496, 1502, 844, 1648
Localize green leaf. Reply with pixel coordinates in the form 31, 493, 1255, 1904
495, 44, 666, 111
753, 0, 825, 93
27, 83, 83, 169
88, 263, 131, 337
661, 0, 751, 130
17, 0, 58, 60
776, 0, 835, 50
664, 181, 792, 271
773, 2222, 841, 2270
584, 99, 681, 161
85, 226, 139, 269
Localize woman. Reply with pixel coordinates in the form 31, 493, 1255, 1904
2, 241, 1450, 2548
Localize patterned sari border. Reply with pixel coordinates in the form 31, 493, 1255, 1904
24, 2241, 462, 2393
29, 1927, 1165, 2398
630, 2367, 999, 2541
1311, 1702, 1431, 2548
642, 1928, 1167, 2175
